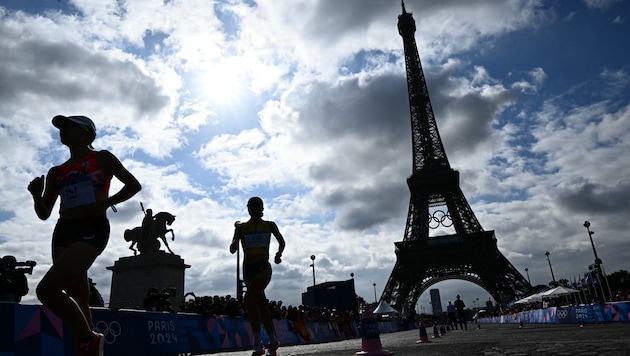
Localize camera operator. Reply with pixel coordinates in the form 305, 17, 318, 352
88, 278, 105, 307
143, 287, 176, 312
0, 255, 36, 302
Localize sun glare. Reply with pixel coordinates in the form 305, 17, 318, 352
199, 59, 245, 105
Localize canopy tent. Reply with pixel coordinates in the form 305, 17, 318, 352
540, 286, 580, 297
514, 286, 581, 304
373, 300, 399, 314
514, 293, 543, 304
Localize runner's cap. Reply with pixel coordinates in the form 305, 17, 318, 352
52, 115, 96, 138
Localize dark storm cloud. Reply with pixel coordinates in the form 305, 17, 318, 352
0, 23, 169, 116
427, 67, 517, 156
330, 182, 410, 231
279, 73, 415, 231
556, 180, 630, 214
292, 74, 410, 143
306, 1, 392, 37
282, 60, 520, 232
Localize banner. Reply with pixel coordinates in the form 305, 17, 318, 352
1, 303, 361, 356
479, 301, 629, 324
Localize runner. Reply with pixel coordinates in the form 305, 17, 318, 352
230, 197, 286, 356
28, 115, 141, 355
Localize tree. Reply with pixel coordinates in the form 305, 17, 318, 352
356, 294, 367, 308
606, 270, 630, 295
557, 278, 571, 288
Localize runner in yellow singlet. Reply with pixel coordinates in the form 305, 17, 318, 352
230, 197, 286, 356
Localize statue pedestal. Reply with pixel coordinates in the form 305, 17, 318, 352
106, 251, 190, 311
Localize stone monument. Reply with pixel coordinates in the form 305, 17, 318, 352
107, 204, 189, 311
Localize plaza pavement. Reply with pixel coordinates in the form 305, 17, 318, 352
204, 322, 630, 356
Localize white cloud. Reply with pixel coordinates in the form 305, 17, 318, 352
1, 0, 628, 310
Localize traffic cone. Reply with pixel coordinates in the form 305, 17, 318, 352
431, 324, 440, 338
355, 305, 393, 356
416, 322, 431, 343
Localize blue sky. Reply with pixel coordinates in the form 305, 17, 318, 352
1, 0, 629, 312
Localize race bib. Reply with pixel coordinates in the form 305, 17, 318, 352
59, 178, 96, 211
243, 232, 269, 254
244, 232, 268, 247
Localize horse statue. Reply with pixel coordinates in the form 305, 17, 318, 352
124, 212, 176, 255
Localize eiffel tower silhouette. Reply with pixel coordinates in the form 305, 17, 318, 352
380, 2, 531, 311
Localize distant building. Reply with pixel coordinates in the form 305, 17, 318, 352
430, 289, 443, 316
301, 279, 358, 315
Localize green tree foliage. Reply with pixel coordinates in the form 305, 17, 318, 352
606, 270, 630, 296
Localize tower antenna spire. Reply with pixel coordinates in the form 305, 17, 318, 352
401, 1, 407, 14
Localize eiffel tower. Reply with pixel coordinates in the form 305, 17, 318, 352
380, 2, 531, 311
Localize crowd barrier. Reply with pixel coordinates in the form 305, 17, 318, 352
0, 302, 360, 356
478, 301, 630, 324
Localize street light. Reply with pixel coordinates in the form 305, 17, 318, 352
309, 255, 316, 287
583, 221, 600, 264
524, 267, 531, 285
545, 251, 556, 285
310, 255, 316, 306
583, 221, 612, 301
234, 221, 244, 302
373, 283, 377, 304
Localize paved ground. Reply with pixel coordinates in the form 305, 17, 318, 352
203, 322, 630, 356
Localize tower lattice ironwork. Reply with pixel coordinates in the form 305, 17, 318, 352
381, 2, 531, 311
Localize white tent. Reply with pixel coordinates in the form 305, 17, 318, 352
373, 300, 398, 315
540, 286, 580, 297
514, 293, 543, 304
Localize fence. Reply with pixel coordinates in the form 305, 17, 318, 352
478, 301, 630, 324
0, 302, 362, 355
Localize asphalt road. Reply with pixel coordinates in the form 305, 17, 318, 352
203, 322, 630, 356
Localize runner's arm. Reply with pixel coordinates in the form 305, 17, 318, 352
28, 167, 58, 220
98, 150, 141, 210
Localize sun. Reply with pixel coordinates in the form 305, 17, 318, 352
199, 58, 246, 105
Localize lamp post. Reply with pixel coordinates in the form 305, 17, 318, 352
524, 267, 531, 285
234, 221, 244, 302
309, 255, 316, 287
545, 251, 556, 286
309, 255, 316, 306
583, 221, 612, 301
373, 283, 377, 304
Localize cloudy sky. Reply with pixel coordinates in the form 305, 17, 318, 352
1, 0, 629, 312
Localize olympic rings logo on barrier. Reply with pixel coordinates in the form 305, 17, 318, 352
94, 320, 122, 344
556, 310, 568, 319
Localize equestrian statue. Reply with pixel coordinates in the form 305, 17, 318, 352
124, 203, 176, 255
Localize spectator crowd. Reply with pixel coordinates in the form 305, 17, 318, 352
180, 293, 356, 323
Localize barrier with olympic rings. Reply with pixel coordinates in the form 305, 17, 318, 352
477, 301, 629, 325
3, 302, 627, 355
0, 303, 360, 355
